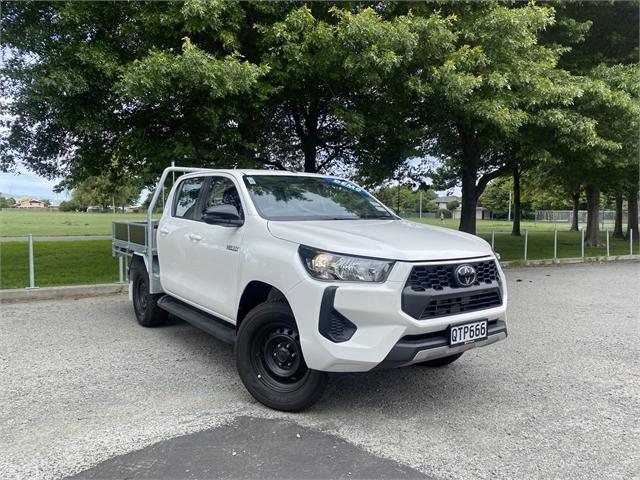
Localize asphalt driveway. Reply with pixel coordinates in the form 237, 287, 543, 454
0, 261, 638, 479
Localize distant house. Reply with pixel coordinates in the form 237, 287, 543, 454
434, 195, 461, 210
48, 203, 60, 211
17, 198, 45, 209
452, 206, 491, 220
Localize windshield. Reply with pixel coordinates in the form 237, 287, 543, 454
243, 175, 394, 221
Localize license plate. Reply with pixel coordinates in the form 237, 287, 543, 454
450, 320, 488, 346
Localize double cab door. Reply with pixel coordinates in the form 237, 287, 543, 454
157, 174, 245, 321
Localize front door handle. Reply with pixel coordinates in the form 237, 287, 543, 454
189, 233, 202, 242
159, 228, 169, 236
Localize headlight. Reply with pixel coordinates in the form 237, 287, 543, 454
298, 246, 394, 282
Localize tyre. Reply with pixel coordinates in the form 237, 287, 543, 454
416, 352, 463, 367
130, 259, 168, 327
235, 302, 328, 411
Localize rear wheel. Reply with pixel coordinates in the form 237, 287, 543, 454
130, 259, 168, 327
235, 302, 327, 411
416, 352, 463, 367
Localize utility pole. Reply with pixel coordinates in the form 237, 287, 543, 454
419, 192, 423, 219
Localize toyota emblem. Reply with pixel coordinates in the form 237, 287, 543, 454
454, 264, 477, 287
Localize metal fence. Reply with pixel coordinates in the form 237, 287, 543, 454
485, 227, 636, 262
7, 227, 639, 289
535, 210, 625, 226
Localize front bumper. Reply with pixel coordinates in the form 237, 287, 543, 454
285, 257, 508, 372
376, 320, 507, 369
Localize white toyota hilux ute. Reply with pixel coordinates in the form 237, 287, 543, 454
112, 166, 508, 411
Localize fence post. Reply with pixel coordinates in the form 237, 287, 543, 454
491, 230, 495, 250
28, 233, 36, 289
524, 229, 529, 262
606, 229, 610, 257
118, 256, 124, 283
581, 228, 585, 259
631, 229, 634, 256
553, 227, 558, 260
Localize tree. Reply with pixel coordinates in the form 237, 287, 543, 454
65, 174, 141, 211
0, 3, 435, 182
0, 196, 16, 208
541, 1, 640, 245
0, 2, 265, 184
446, 200, 460, 212
375, 185, 435, 214
58, 200, 79, 212
413, 3, 586, 234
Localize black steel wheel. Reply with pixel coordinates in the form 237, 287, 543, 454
236, 301, 327, 411
130, 258, 167, 328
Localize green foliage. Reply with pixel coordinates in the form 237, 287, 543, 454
1, 1, 637, 236
446, 200, 459, 212
67, 175, 142, 211
0, 196, 16, 208
374, 186, 436, 213
58, 200, 79, 212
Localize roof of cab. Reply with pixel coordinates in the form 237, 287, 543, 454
178, 168, 329, 178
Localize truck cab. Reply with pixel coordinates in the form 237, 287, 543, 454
113, 167, 507, 411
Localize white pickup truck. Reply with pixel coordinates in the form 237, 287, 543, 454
113, 166, 508, 411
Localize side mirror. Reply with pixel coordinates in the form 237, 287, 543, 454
203, 204, 244, 227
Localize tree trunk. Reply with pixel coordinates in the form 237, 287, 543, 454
303, 141, 317, 173
627, 185, 639, 240
511, 165, 521, 237
585, 184, 600, 246
570, 191, 580, 232
613, 193, 624, 238
458, 128, 481, 235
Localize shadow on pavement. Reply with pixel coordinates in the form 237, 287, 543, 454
68, 416, 428, 480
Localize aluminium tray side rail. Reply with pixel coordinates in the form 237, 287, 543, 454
112, 166, 204, 294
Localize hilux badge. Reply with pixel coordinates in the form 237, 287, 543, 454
454, 264, 476, 287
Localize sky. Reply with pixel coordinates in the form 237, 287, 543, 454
0, 163, 459, 202
0, 168, 70, 201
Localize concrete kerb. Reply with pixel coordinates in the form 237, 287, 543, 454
0, 283, 128, 304
500, 254, 640, 268
0, 255, 638, 303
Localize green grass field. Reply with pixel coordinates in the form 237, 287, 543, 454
0, 212, 636, 289
0, 210, 622, 236
408, 216, 621, 233
0, 240, 120, 289
0, 211, 147, 237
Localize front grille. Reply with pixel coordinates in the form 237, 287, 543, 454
408, 260, 499, 291
419, 291, 502, 319
401, 260, 503, 320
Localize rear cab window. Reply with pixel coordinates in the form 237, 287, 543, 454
173, 177, 205, 219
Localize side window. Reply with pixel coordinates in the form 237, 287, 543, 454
174, 177, 205, 219
202, 177, 244, 219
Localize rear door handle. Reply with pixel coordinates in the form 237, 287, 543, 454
159, 228, 169, 236
189, 233, 202, 242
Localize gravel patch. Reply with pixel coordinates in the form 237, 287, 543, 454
0, 261, 638, 479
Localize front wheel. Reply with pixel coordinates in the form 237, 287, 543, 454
235, 302, 328, 411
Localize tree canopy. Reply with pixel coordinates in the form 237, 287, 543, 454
1, 1, 637, 236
